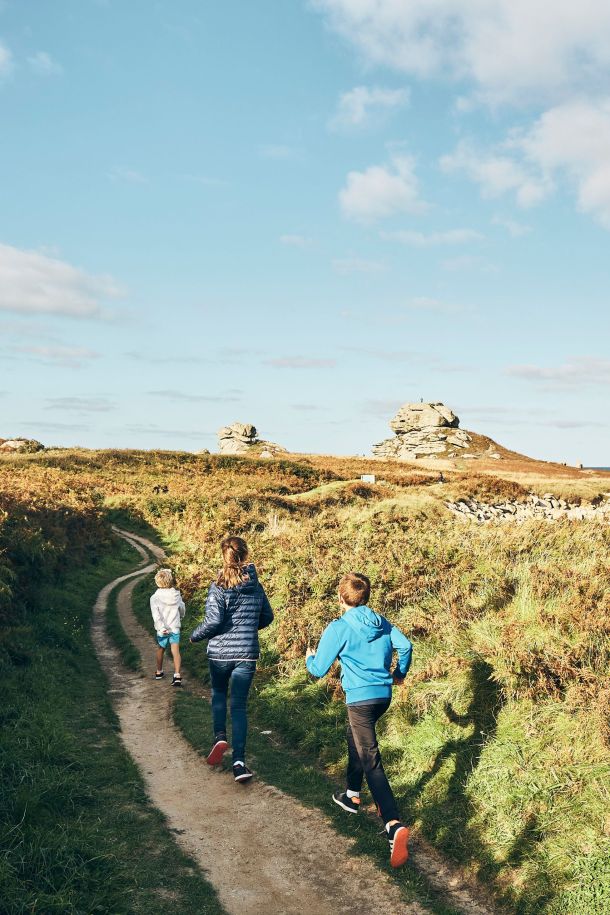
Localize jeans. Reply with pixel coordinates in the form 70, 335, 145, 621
209, 659, 256, 763
346, 699, 400, 824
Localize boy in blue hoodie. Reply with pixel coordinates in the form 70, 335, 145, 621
306, 572, 412, 867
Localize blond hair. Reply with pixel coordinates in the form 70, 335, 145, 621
155, 568, 175, 589
338, 572, 371, 607
216, 535, 250, 589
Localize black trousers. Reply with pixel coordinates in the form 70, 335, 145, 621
346, 699, 400, 824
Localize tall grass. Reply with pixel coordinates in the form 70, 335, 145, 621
2, 449, 609, 914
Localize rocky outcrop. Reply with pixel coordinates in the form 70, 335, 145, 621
0, 438, 44, 454
373, 402, 475, 459
446, 493, 610, 523
217, 423, 286, 456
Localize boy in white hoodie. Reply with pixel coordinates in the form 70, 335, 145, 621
150, 568, 186, 686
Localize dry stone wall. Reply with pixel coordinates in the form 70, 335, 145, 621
446, 493, 610, 523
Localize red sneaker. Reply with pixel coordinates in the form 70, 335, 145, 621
206, 739, 229, 766
388, 824, 409, 868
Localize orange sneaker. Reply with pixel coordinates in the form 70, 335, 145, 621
206, 738, 228, 766
388, 823, 409, 867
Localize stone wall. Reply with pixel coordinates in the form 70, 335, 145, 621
445, 493, 610, 523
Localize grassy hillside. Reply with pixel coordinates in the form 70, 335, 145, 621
1, 449, 609, 914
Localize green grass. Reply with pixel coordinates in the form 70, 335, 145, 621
0, 537, 224, 915
105, 577, 142, 671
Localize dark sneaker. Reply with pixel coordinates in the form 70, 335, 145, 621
206, 739, 229, 766
332, 791, 361, 814
154, 670, 164, 680
172, 674, 182, 688
233, 762, 253, 783
387, 823, 409, 868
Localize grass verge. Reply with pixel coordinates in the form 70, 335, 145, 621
106, 576, 142, 671
0, 536, 224, 915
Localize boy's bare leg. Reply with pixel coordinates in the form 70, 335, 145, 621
155, 645, 165, 673
170, 642, 182, 676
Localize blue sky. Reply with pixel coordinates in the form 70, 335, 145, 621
1, 0, 609, 463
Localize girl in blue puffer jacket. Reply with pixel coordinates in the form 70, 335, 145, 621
190, 535, 274, 782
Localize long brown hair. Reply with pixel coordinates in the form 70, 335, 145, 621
216, 535, 250, 589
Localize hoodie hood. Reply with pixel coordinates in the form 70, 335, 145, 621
153, 587, 183, 607
343, 605, 385, 642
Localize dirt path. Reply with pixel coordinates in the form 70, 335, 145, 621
92, 530, 496, 915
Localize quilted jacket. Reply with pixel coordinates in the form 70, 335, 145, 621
190, 563, 274, 660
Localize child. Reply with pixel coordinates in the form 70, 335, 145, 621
150, 568, 186, 687
190, 535, 274, 783
306, 572, 412, 867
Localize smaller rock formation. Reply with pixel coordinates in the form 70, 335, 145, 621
217, 423, 286, 456
0, 438, 44, 454
373, 402, 471, 459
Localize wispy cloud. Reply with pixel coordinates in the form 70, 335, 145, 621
108, 166, 148, 184
147, 389, 242, 403
259, 144, 302, 161
342, 345, 471, 373
440, 141, 551, 208
492, 215, 532, 237
124, 423, 214, 440
45, 396, 114, 412
264, 357, 336, 369
17, 420, 89, 433
507, 356, 610, 387
332, 257, 385, 274
441, 254, 497, 272
0, 40, 13, 78
11, 344, 99, 368
381, 228, 483, 246
330, 85, 409, 130
280, 234, 313, 248
339, 153, 427, 223
27, 51, 62, 76
0, 243, 124, 317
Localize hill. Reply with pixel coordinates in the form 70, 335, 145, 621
1, 447, 609, 914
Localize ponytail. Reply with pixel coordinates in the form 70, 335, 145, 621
216, 535, 250, 589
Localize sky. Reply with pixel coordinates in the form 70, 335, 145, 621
1, 0, 609, 464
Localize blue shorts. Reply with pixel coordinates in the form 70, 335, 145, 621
156, 631, 180, 648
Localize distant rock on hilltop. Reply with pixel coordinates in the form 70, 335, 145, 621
217, 422, 287, 457
0, 438, 44, 454
372, 402, 501, 461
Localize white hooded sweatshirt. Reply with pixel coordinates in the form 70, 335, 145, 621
150, 587, 186, 635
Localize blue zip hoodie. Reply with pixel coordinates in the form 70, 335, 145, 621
306, 605, 412, 704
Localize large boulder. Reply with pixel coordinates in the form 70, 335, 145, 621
217, 422, 286, 456
0, 438, 44, 454
373, 402, 470, 460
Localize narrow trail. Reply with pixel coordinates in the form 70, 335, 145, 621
92, 529, 496, 915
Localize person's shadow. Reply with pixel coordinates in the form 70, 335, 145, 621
402, 659, 506, 869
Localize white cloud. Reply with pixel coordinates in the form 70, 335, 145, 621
0, 40, 12, 77
492, 215, 532, 237
332, 257, 385, 274
441, 254, 497, 272
259, 144, 301, 161
440, 141, 551, 208
279, 234, 313, 248
519, 100, 610, 227
147, 389, 241, 403
0, 243, 124, 317
12, 344, 99, 368
108, 166, 147, 184
330, 85, 409, 130
507, 356, 610, 386
27, 51, 62, 76
264, 356, 336, 369
312, 0, 610, 106
45, 397, 114, 412
339, 153, 426, 222
382, 227, 483, 246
